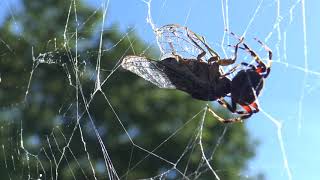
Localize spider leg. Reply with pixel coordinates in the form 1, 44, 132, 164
249, 102, 259, 112
226, 113, 253, 123
254, 38, 273, 78
227, 31, 266, 67
186, 28, 225, 63
186, 29, 209, 61
212, 98, 259, 123
169, 42, 189, 64
215, 36, 244, 66
240, 62, 256, 69
219, 64, 240, 78
254, 38, 273, 62
228, 31, 273, 77
221, 105, 254, 123
242, 40, 274, 78
242, 43, 265, 67
218, 41, 252, 78
231, 33, 264, 66
206, 105, 229, 123
226, 102, 260, 123
212, 98, 248, 123
225, 45, 257, 71
235, 102, 259, 114
217, 98, 236, 112
207, 105, 248, 123
191, 30, 221, 59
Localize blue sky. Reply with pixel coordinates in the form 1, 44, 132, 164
1, 0, 320, 179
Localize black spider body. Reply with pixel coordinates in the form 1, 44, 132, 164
231, 69, 264, 106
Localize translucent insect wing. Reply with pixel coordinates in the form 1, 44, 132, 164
156, 24, 213, 61
121, 56, 176, 89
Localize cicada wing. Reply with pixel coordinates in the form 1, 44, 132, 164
122, 55, 210, 96
121, 55, 176, 89
155, 24, 213, 61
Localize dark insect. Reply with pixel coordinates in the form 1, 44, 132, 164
122, 24, 272, 123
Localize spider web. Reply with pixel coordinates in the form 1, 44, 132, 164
0, 0, 318, 179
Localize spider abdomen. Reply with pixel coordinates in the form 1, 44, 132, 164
231, 70, 264, 105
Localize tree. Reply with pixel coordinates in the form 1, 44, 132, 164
0, 0, 259, 179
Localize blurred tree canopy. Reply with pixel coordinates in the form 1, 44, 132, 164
0, 0, 261, 179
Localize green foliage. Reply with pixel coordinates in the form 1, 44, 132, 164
0, 0, 260, 179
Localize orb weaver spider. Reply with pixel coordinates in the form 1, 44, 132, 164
122, 24, 272, 123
